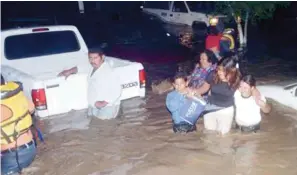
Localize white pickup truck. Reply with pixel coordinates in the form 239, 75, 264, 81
141, 1, 223, 26
1, 25, 146, 118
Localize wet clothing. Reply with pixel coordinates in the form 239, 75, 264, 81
1, 140, 36, 175
188, 65, 217, 89
205, 71, 236, 108
188, 65, 217, 101
204, 106, 234, 135
173, 122, 197, 133
234, 90, 266, 127
166, 90, 205, 131
1, 82, 33, 145
87, 61, 122, 119
235, 123, 260, 133
88, 105, 120, 120
203, 71, 236, 135
1, 81, 37, 174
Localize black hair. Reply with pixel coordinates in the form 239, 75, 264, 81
241, 74, 256, 87
202, 49, 218, 65
172, 71, 188, 83
1, 74, 5, 85
215, 55, 241, 89
218, 54, 239, 66
88, 46, 105, 55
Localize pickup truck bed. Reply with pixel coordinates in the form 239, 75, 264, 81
1, 25, 146, 118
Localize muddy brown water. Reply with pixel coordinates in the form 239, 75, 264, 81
23, 91, 297, 175
21, 58, 297, 175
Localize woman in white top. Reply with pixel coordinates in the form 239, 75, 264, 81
234, 75, 271, 133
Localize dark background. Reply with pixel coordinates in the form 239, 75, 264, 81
1, 1, 297, 61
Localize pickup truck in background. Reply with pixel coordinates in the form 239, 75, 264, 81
1, 25, 146, 118
141, 1, 223, 27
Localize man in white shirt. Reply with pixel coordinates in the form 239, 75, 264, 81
234, 75, 271, 133
58, 47, 122, 120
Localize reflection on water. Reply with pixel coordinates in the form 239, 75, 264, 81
22, 89, 297, 175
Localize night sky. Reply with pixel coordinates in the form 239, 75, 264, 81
1, 1, 297, 60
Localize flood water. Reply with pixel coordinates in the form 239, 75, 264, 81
23, 92, 297, 175
22, 59, 297, 175
1, 2, 297, 174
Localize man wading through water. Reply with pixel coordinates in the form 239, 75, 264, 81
59, 47, 122, 119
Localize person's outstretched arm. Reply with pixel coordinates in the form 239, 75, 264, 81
58, 66, 78, 78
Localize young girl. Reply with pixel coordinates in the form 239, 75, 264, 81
194, 56, 241, 135
166, 72, 206, 133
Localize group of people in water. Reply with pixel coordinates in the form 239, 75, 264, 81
0, 17, 271, 174
166, 49, 271, 134
166, 17, 271, 134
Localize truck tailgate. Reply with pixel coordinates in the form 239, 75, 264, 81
114, 65, 141, 100
39, 74, 88, 117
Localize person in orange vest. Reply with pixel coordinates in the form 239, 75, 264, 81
1, 75, 38, 175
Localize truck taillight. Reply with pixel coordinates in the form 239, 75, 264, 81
139, 69, 146, 88
31, 89, 47, 110
32, 28, 49, 32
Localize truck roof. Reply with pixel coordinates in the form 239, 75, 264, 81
1, 25, 78, 36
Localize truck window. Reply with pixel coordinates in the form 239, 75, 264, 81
4, 31, 80, 60
187, 2, 215, 13
172, 1, 188, 13
143, 1, 171, 10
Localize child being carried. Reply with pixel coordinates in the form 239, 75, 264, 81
166, 72, 206, 133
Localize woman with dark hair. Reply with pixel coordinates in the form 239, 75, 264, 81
192, 56, 241, 135
188, 50, 217, 100
234, 74, 271, 133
